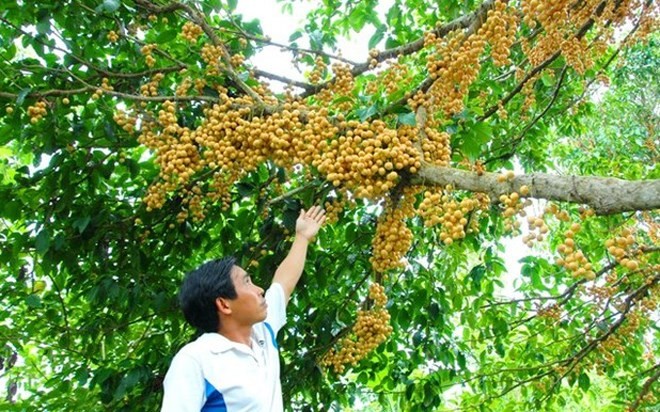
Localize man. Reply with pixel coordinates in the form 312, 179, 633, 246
161, 206, 325, 411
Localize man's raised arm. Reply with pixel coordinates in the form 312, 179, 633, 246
272, 205, 325, 304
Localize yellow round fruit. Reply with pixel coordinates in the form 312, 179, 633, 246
62, 98, 70, 105
33, 280, 46, 293
6, 106, 14, 114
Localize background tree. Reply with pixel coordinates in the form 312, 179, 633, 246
0, 0, 658, 411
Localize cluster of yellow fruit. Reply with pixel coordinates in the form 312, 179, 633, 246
201, 44, 225, 76
321, 62, 354, 111
321, 282, 393, 373
379, 59, 409, 96
27, 101, 47, 124
560, 36, 591, 75
315, 120, 420, 199
519, 72, 541, 115
107, 30, 119, 42
113, 110, 136, 133
323, 197, 353, 225
522, 213, 548, 247
520, 0, 601, 72
604, 228, 640, 271
597, 334, 622, 365
328, 63, 355, 111
140, 43, 157, 67
423, 30, 478, 116
92, 77, 114, 100
493, 173, 530, 232
157, 100, 180, 135
177, 184, 206, 223
588, 282, 616, 303
181, 21, 203, 42
309, 55, 328, 85
370, 195, 416, 273
367, 48, 379, 69
536, 303, 561, 321
175, 77, 192, 96
421, 0, 518, 117
230, 53, 245, 68
639, 282, 659, 313
418, 187, 482, 246
140, 73, 165, 97
544, 203, 571, 223
555, 222, 596, 280
419, 123, 452, 166
481, 0, 518, 67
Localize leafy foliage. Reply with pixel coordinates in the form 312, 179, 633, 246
0, 1, 658, 411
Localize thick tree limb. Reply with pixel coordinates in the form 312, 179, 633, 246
299, 0, 498, 99
413, 164, 660, 214
629, 363, 660, 411
135, 0, 274, 111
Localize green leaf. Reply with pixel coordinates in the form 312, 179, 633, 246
36, 18, 50, 35
96, 0, 121, 13
578, 373, 590, 391
348, 6, 367, 32
35, 229, 50, 255
397, 112, 416, 126
357, 105, 377, 121
2, 200, 21, 220
368, 25, 386, 50
26, 294, 42, 308
1, 43, 17, 60
73, 216, 91, 234
157, 30, 178, 43
16, 88, 31, 106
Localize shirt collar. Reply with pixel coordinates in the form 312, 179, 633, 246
199, 331, 259, 355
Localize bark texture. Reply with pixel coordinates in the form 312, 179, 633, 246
414, 164, 660, 214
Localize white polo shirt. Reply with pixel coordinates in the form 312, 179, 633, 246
162, 283, 286, 412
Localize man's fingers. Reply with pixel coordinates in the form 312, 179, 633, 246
308, 206, 324, 220
300, 205, 325, 222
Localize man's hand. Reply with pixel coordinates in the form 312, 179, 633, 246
295, 205, 326, 241
273, 205, 326, 303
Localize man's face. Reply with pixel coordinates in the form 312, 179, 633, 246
227, 266, 267, 325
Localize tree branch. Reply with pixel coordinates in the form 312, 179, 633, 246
479, 0, 613, 121
413, 165, 660, 214
252, 69, 316, 92
541, 272, 660, 402
299, 0, 498, 99
135, 0, 275, 111
629, 363, 660, 411
485, 65, 569, 165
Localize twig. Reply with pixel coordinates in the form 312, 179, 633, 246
485, 65, 568, 165
299, 0, 498, 99
629, 363, 660, 411
479, 0, 612, 121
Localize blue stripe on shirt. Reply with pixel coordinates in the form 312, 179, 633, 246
264, 322, 278, 349
202, 379, 227, 412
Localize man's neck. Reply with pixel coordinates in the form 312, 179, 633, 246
218, 324, 253, 347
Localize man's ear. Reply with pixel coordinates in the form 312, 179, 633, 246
215, 297, 232, 315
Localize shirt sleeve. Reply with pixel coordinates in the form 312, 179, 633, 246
265, 283, 287, 334
161, 351, 205, 412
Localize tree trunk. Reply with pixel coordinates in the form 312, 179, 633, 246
414, 163, 660, 214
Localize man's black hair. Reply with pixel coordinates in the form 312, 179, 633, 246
179, 256, 237, 333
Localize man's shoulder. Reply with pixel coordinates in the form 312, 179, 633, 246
175, 333, 226, 359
